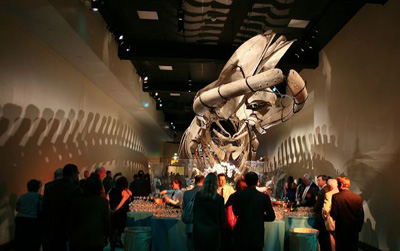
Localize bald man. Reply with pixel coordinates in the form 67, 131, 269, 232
322, 179, 339, 251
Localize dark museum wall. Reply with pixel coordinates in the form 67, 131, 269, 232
0, 1, 163, 244
257, 0, 400, 249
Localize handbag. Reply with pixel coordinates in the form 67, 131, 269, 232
181, 192, 196, 224
226, 205, 237, 230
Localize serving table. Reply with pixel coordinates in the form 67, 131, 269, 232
126, 213, 286, 251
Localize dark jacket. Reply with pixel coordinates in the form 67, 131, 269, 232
182, 185, 203, 234
41, 178, 81, 250
330, 189, 364, 233
68, 196, 111, 248
193, 192, 226, 250
130, 178, 151, 196
313, 185, 329, 227
102, 176, 114, 194
300, 181, 319, 207
233, 187, 275, 250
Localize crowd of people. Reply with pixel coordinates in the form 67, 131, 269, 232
14, 163, 364, 251
14, 164, 155, 251
180, 172, 364, 251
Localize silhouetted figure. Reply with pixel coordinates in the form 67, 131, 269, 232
182, 175, 204, 250
44, 168, 63, 195
330, 177, 364, 251
233, 172, 275, 251
223, 178, 247, 251
108, 176, 132, 251
130, 170, 150, 196
15, 179, 42, 251
79, 170, 90, 191
103, 170, 114, 194
192, 173, 226, 251
69, 175, 111, 251
41, 164, 81, 251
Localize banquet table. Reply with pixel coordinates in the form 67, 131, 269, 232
127, 214, 285, 251
126, 212, 153, 227
264, 220, 285, 251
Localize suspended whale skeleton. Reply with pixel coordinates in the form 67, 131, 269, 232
179, 30, 308, 176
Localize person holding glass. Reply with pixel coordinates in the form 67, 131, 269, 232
160, 179, 183, 207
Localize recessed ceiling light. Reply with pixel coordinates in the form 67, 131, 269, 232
170, 93, 181, 97
137, 11, 159, 20
159, 65, 173, 71
288, 19, 310, 28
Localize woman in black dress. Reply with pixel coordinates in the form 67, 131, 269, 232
107, 176, 132, 251
192, 173, 226, 251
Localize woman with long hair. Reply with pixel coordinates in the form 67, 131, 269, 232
192, 173, 226, 251
284, 176, 297, 202
107, 176, 132, 251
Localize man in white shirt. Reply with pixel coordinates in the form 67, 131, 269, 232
217, 173, 235, 204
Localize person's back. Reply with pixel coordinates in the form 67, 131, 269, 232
330, 177, 364, 251
192, 173, 225, 251
233, 172, 275, 250
42, 164, 81, 251
133, 178, 150, 196
103, 175, 113, 194
15, 179, 43, 251
69, 175, 110, 250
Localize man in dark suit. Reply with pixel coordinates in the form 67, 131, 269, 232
313, 174, 330, 251
330, 177, 364, 251
41, 164, 81, 251
44, 168, 63, 195
182, 175, 204, 250
233, 172, 275, 251
299, 173, 319, 207
130, 170, 151, 196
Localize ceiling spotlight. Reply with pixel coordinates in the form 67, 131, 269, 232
144, 76, 148, 81
90, 0, 99, 12
155, 92, 158, 96
171, 122, 173, 125
118, 35, 124, 40
188, 90, 191, 93
177, 9, 184, 32
295, 53, 300, 59
159, 103, 163, 107
126, 46, 130, 52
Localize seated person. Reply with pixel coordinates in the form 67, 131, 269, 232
160, 179, 183, 207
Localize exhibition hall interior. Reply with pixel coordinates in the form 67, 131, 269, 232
0, 0, 399, 250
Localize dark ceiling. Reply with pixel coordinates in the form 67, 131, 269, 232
95, 0, 386, 134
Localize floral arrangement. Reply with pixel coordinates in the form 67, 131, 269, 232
203, 162, 241, 178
